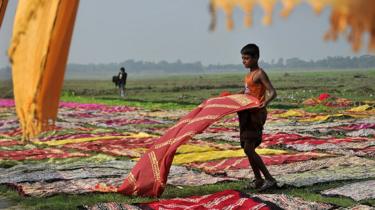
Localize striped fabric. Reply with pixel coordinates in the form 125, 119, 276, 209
117, 94, 260, 197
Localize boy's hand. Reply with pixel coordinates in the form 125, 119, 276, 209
258, 101, 267, 108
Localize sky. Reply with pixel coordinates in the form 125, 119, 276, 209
0, 0, 369, 68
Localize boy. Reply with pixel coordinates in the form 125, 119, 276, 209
237, 43, 277, 191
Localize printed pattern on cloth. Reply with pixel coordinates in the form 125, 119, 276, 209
322, 180, 375, 201
117, 94, 261, 197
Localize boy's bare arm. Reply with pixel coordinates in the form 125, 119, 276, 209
259, 71, 277, 107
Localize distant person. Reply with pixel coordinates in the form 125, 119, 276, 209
237, 43, 277, 191
117, 67, 127, 97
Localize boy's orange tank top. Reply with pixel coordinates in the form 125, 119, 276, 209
244, 69, 266, 103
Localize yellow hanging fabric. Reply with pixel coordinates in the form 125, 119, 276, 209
8, 0, 79, 141
0, 0, 8, 29
209, 0, 375, 52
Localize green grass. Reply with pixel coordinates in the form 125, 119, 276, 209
60, 69, 375, 105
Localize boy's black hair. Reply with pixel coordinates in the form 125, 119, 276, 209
120, 67, 125, 71
241, 43, 259, 59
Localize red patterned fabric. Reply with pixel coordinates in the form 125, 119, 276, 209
139, 190, 277, 210
0, 139, 23, 147
261, 133, 370, 147
261, 133, 317, 147
63, 137, 156, 157
186, 152, 328, 174
117, 94, 260, 197
318, 93, 331, 101
0, 148, 89, 161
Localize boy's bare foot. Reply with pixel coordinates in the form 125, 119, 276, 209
258, 179, 277, 192
247, 179, 264, 189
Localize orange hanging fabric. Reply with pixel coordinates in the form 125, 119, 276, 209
8, 0, 79, 141
209, 0, 375, 52
0, 0, 8, 29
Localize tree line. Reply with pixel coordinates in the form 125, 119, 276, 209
1, 55, 375, 79
68, 55, 375, 74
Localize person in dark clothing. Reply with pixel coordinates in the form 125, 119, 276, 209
118, 67, 127, 97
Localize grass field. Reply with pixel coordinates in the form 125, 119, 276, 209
0, 69, 374, 209
57, 69, 375, 110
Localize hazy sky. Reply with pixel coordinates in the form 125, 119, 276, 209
0, 0, 369, 68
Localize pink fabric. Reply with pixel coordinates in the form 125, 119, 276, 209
332, 123, 375, 131
0, 99, 15, 107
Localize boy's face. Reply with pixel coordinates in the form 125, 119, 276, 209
242, 54, 256, 68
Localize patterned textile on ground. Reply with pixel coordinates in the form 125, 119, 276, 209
61, 137, 234, 158
34, 129, 127, 142
172, 148, 287, 165
33, 132, 155, 146
186, 152, 332, 174
194, 131, 239, 142
346, 129, 375, 137
0, 153, 116, 168
226, 156, 375, 179
302, 94, 352, 107
341, 205, 375, 210
345, 105, 375, 117
0, 119, 19, 133
59, 102, 137, 113
299, 114, 355, 123
138, 190, 281, 210
261, 133, 372, 149
95, 118, 162, 127
63, 138, 156, 158
287, 138, 375, 153
0, 160, 135, 184
328, 145, 375, 157
277, 165, 375, 187
322, 180, 375, 201
332, 123, 375, 131
273, 109, 316, 118
118, 94, 261, 196
16, 177, 124, 197
14, 165, 234, 197
0, 148, 89, 161
84, 191, 333, 210
264, 117, 375, 136
84, 203, 141, 210
0, 139, 23, 147
253, 194, 332, 210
